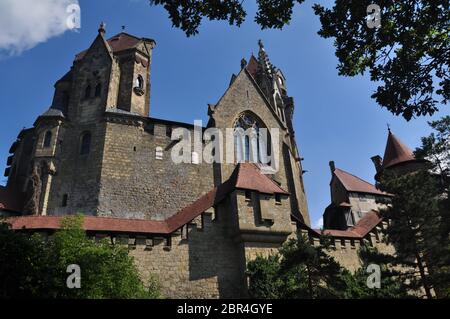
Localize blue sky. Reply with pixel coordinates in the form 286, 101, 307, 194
0, 0, 448, 227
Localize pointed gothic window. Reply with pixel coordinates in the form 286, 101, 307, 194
95, 83, 102, 97
80, 132, 91, 155
233, 112, 271, 164
43, 131, 52, 148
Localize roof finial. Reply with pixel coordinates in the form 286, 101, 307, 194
258, 39, 264, 50
121, 25, 126, 31
257, 39, 274, 75
387, 123, 391, 133
98, 22, 106, 35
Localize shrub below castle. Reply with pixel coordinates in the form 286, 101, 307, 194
0, 215, 161, 299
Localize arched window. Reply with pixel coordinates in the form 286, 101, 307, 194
94, 83, 101, 97
84, 85, 91, 99
80, 132, 91, 155
233, 112, 271, 164
135, 75, 144, 89
43, 131, 52, 148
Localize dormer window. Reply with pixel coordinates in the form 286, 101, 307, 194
134, 75, 144, 96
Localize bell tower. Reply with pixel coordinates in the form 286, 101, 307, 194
114, 32, 156, 116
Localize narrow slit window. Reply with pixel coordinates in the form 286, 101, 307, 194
84, 85, 91, 99
62, 194, 68, 207
80, 132, 91, 155
95, 83, 102, 97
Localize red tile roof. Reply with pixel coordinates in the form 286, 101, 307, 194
0, 186, 23, 212
75, 33, 150, 61
246, 55, 260, 77
6, 163, 288, 234
318, 211, 383, 239
334, 168, 388, 196
231, 163, 289, 195
382, 131, 416, 169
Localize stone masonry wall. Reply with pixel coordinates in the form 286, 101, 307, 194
128, 209, 247, 298
98, 119, 214, 220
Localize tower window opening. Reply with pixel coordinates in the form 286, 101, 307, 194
275, 193, 281, 204
62, 194, 68, 207
80, 132, 91, 155
95, 83, 102, 97
43, 131, 52, 148
135, 75, 144, 89
84, 85, 91, 99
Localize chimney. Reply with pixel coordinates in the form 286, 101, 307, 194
329, 161, 336, 174
371, 155, 383, 173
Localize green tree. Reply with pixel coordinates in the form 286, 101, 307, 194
149, 1, 449, 120
0, 216, 161, 299
343, 245, 411, 298
246, 254, 282, 298
247, 234, 413, 299
313, 1, 449, 120
149, 0, 305, 37
378, 166, 450, 298
247, 233, 348, 299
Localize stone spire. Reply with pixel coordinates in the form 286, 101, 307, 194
381, 129, 416, 169
257, 39, 276, 76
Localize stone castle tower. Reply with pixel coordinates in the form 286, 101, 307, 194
1, 25, 310, 297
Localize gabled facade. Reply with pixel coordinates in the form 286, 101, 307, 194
323, 161, 391, 230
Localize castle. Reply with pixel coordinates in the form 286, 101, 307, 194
0, 25, 424, 298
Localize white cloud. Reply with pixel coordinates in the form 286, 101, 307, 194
0, 0, 80, 55
313, 217, 323, 229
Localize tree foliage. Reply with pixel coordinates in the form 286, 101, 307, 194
343, 245, 411, 298
313, 0, 449, 120
149, 0, 449, 120
0, 215, 161, 299
247, 233, 410, 299
149, 0, 305, 37
248, 234, 346, 298
377, 117, 450, 298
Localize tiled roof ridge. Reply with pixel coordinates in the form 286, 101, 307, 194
314, 210, 383, 239
335, 168, 375, 189
333, 168, 389, 196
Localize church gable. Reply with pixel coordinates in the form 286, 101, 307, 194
212, 68, 285, 132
